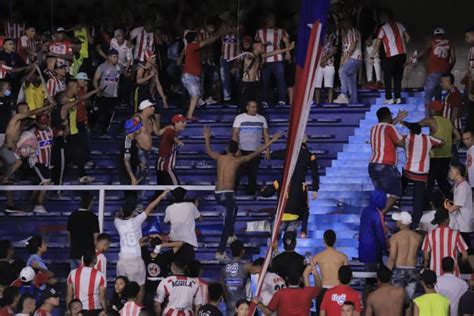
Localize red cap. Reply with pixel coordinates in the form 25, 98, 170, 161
171, 114, 186, 124
144, 50, 156, 60
242, 35, 253, 45
428, 100, 443, 112
37, 115, 50, 124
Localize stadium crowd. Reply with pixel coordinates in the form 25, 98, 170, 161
0, 0, 474, 315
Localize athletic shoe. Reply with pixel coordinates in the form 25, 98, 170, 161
277, 101, 286, 107
33, 205, 48, 213
223, 97, 232, 102
79, 176, 95, 184
198, 98, 207, 107
384, 98, 395, 105
333, 94, 349, 104
5, 206, 23, 214
205, 96, 218, 105
261, 101, 269, 107
227, 235, 238, 245
215, 252, 231, 263
395, 98, 402, 104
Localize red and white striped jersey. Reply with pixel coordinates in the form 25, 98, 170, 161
155, 275, 203, 315
130, 27, 154, 62
342, 28, 362, 60
33, 127, 53, 167
255, 28, 289, 63
67, 266, 106, 310
442, 87, 463, 130
4, 21, 25, 38
18, 35, 37, 64
222, 34, 239, 61
94, 252, 107, 281
377, 22, 407, 57
369, 123, 403, 165
48, 40, 73, 67
46, 76, 65, 98
33, 308, 51, 316
157, 128, 179, 171
120, 301, 143, 316
0, 63, 12, 79
260, 272, 286, 306
422, 225, 468, 276
403, 133, 442, 174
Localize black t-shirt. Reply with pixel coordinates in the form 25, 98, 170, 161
0, 260, 19, 286
142, 247, 173, 291
459, 290, 474, 314
0, 96, 12, 133
197, 304, 223, 316
120, 135, 139, 171
67, 209, 100, 259
271, 251, 305, 281
0, 51, 26, 81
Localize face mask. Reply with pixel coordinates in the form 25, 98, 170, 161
3, 89, 11, 97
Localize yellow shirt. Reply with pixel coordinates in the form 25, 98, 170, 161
431, 116, 452, 158
74, 27, 89, 58
413, 293, 449, 316
68, 105, 78, 135
24, 84, 46, 110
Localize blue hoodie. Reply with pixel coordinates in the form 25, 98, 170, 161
358, 190, 388, 264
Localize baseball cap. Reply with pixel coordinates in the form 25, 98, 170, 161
391, 211, 412, 225
56, 27, 65, 32
124, 118, 143, 134
144, 50, 156, 60
37, 114, 50, 125
20, 266, 36, 283
434, 28, 445, 35
74, 72, 90, 81
243, 35, 253, 45
107, 48, 119, 56
283, 231, 297, 246
171, 114, 186, 124
431, 209, 449, 225
421, 269, 437, 286
138, 99, 155, 111
41, 287, 60, 301
428, 100, 443, 112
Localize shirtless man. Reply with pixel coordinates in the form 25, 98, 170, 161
311, 229, 348, 313
387, 211, 421, 313
203, 125, 280, 262
365, 265, 406, 316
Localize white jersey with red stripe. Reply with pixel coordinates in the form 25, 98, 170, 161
259, 272, 286, 306
48, 40, 73, 66
342, 28, 362, 60
0, 63, 12, 79
19, 35, 37, 64
221, 34, 239, 61
403, 133, 442, 174
377, 22, 407, 57
120, 301, 143, 316
33, 127, 53, 167
442, 87, 463, 130
369, 123, 403, 165
46, 76, 65, 98
155, 275, 203, 315
130, 26, 154, 62
4, 21, 25, 38
255, 28, 289, 63
94, 252, 107, 281
33, 308, 52, 316
67, 266, 106, 310
422, 225, 468, 276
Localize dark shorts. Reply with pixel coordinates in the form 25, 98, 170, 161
32, 163, 52, 185
285, 61, 296, 87
392, 267, 419, 300
368, 163, 402, 197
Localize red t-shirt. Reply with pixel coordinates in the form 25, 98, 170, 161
267, 286, 320, 316
0, 306, 14, 316
427, 38, 452, 74
159, 128, 177, 158
320, 285, 362, 314
76, 87, 88, 123
183, 42, 202, 77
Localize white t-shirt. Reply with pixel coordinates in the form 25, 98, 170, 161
114, 212, 146, 259
110, 38, 133, 68
435, 273, 469, 316
467, 145, 474, 188
260, 272, 286, 306
450, 181, 474, 233
164, 202, 200, 248
419, 210, 437, 233
233, 113, 268, 151
155, 275, 203, 312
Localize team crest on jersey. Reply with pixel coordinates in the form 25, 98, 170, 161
225, 263, 239, 276
147, 263, 160, 277
331, 293, 347, 305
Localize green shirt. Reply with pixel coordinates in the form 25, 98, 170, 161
430, 116, 452, 158
413, 293, 449, 316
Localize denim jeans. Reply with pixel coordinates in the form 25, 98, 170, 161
424, 72, 442, 105
220, 57, 240, 100
215, 191, 238, 253
340, 58, 361, 104
261, 61, 286, 103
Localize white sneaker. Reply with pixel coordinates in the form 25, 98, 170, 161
227, 235, 238, 245
5, 206, 23, 213
215, 252, 231, 263
277, 101, 286, 107
33, 205, 48, 213
333, 94, 349, 104
395, 98, 402, 104
79, 176, 95, 184
205, 96, 218, 105
198, 98, 207, 107
384, 98, 395, 104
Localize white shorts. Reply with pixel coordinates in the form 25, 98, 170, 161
315, 65, 335, 88
117, 257, 146, 286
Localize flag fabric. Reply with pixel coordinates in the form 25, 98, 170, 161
249, 0, 330, 314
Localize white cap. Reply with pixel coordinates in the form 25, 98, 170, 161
433, 28, 445, 35
392, 211, 413, 225
20, 266, 36, 283
138, 99, 155, 111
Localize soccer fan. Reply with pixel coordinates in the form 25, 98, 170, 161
199, 17, 220, 106
436, 257, 469, 316
110, 29, 133, 70
0, 38, 28, 94
365, 266, 405, 316
135, 51, 167, 112
320, 265, 362, 316
419, 190, 447, 233
463, 27, 474, 131
48, 27, 73, 68
120, 282, 142, 316
11, 267, 44, 304
66, 252, 107, 314
187, 260, 208, 306
413, 270, 450, 316
333, 19, 362, 105
387, 211, 421, 305
271, 231, 305, 281
94, 233, 111, 280
154, 255, 203, 315
25, 236, 55, 283
364, 35, 383, 90
459, 280, 474, 315
23, 68, 46, 111
251, 258, 286, 314
440, 73, 463, 135
16, 294, 36, 316
68, 299, 83, 316
220, 20, 240, 103
234, 300, 250, 316
233, 100, 270, 195
400, 122, 442, 226
0, 287, 20, 316
203, 126, 280, 261
255, 13, 291, 107
314, 21, 338, 105
197, 282, 223, 316
18, 26, 37, 65
120, 117, 143, 206
422, 209, 469, 276
129, 21, 155, 63
462, 130, 474, 188
45, 64, 67, 99
33, 287, 60, 316
110, 276, 129, 313
0, 240, 21, 287
114, 190, 169, 303
370, 9, 410, 104
368, 107, 407, 214
0, 80, 13, 145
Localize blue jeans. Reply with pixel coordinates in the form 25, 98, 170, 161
215, 191, 238, 253
424, 72, 442, 105
261, 61, 286, 103
220, 57, 240, 100
340, 58, 361, 104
